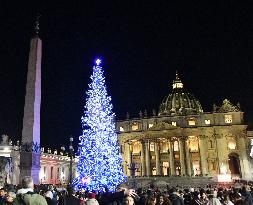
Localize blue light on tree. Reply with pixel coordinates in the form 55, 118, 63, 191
73, 58, 126, 192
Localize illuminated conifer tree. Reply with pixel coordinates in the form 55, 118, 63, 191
73, 59, 125, 192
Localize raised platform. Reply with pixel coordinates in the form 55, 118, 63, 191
126, 176, 218, 190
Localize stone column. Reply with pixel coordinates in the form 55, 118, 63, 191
124, 143, 129, 175
215, 134, 228, 174
145, 140, 151, 176
199, 135, 208, 176
169, 139, 175, 175
185, 138, 192, 176
126, 143, 132, 176
155, 141, 161, 175
237, 135, 251, 180
141, 140, 146, 176
179, 137, 186, 176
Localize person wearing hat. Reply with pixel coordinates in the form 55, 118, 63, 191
86, 193, 99, 205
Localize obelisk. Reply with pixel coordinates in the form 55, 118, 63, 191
20, 16, 42, 184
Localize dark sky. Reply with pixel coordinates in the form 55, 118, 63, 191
1, 2, 253, 150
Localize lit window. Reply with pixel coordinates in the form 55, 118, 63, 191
148, 123, 153, 128
188, 120, 196, 126
173, 141, 179, 151
150, 142, 155, 151
225, 115, 232, 123
151, 156, 156, 160
189, 136, 199, 152
172, 122, 177, 126
133, 142, 140, 154
228, 139, 236, 150
162, 142, 168, 153
173, 82, 183, 89
132, 123, 139, 131
119, 126, 124, 132
205, 119, 211, 125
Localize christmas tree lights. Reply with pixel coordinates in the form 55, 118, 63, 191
73, 59, 126, 192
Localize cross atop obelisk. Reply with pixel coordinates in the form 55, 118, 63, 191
20, 14, 42, 184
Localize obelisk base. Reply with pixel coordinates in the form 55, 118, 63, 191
20, 152, 40, 185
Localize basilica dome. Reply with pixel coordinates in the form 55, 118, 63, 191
158, 72, 203, 116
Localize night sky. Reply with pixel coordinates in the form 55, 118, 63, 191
1, 2, 253, 150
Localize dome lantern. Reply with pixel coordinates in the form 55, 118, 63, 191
172, 71, 184, 89
158, 71, 203, 116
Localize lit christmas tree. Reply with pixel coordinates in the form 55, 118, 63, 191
73, 59, 126, 192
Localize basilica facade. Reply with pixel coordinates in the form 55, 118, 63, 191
116, 73, 253, 180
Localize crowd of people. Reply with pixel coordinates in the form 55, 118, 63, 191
0, 177, 252, 205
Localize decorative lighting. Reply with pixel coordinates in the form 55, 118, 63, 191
95, 58, 101, 65
73, 58, 126, 192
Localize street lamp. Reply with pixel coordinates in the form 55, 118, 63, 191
126, 162, 137, 188
69, 136, 74, 185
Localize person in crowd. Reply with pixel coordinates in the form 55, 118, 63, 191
183, 189, 192, 205
157, 194, 172, 205
207, 190, 222, 205
57, 190, 66, 205
0, 188, 7, 205
65, 186, 80, 205
223, 194, 234, 205
146, 196, 157, 205
199, 190, 209, 205
169, 188, 184, 205
191, 191, 202, 205
13, 176, 47, 205
123, 196, 135, 205
241, 186, 253, 205
99, 184, 138, 205
86, 193, 99, 205
45, 190, 57, 205
5, 191, 16, 205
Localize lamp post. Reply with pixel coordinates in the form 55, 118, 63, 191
127, 162, 137, 188
69, 136, 74, 185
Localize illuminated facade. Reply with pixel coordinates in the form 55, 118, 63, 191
116, 73, 253, 180
0, 138, 76, 186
